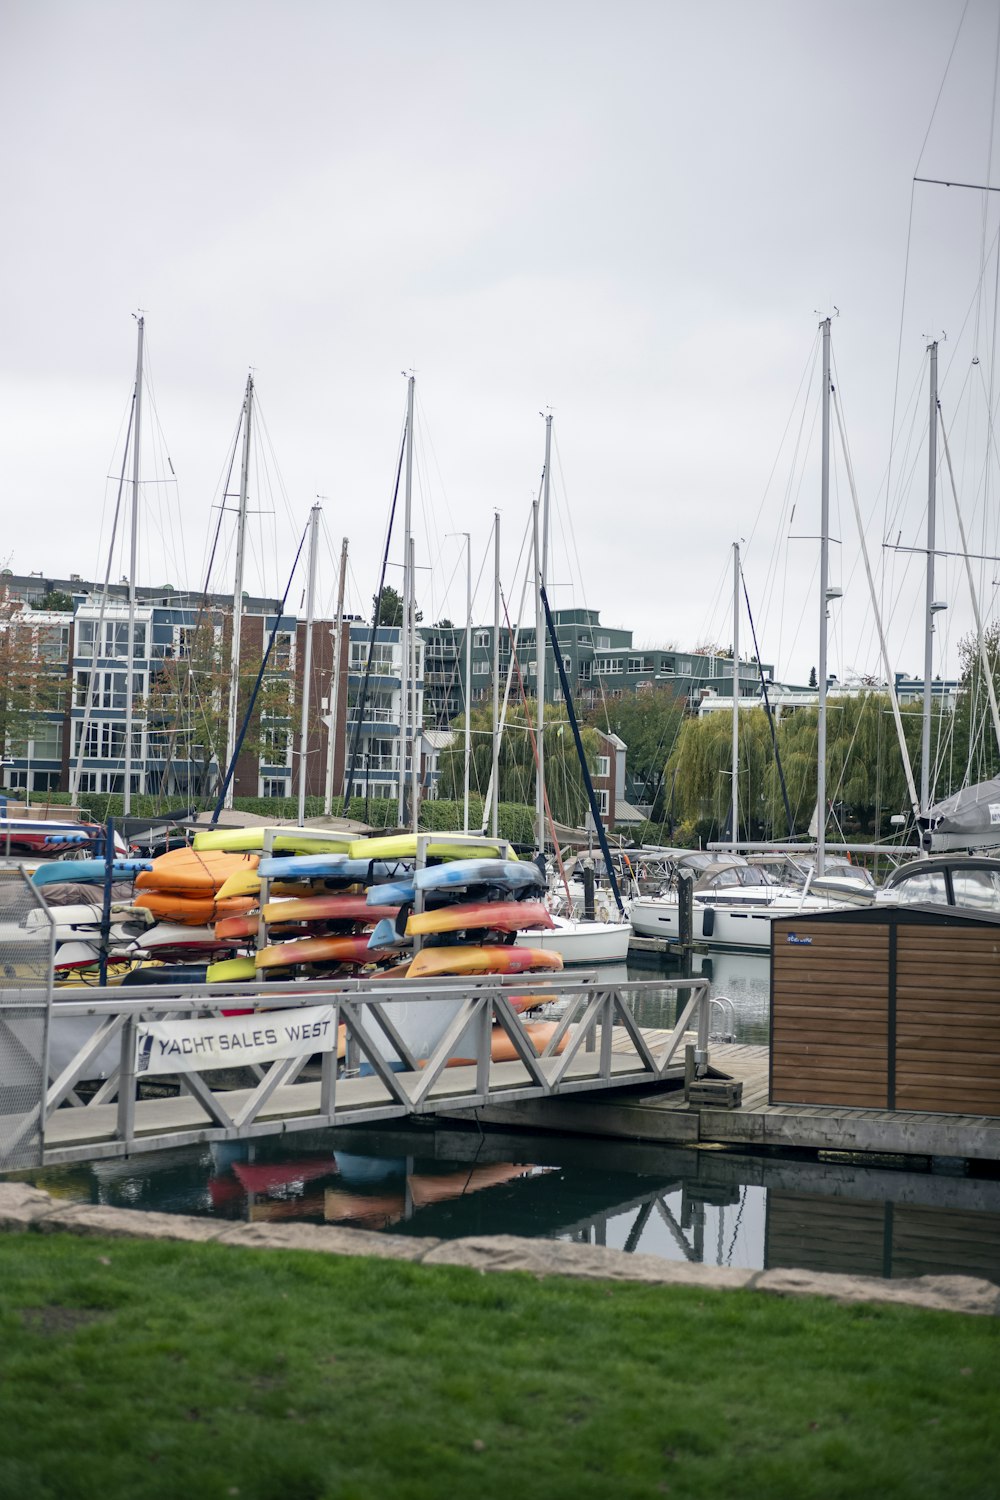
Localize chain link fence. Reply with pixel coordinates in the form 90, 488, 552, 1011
0, 868, 53, 1170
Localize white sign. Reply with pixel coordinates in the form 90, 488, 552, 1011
990, 803, 1000, 827
135, 1005, 338, 1075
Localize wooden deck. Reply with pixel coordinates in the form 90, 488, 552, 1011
459, 1032, 1000, 1164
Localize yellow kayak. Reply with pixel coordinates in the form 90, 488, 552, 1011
206, 955, 258, 983
347, 833, 512, 862
215, 867, 264, 901
193, 826, 353, 855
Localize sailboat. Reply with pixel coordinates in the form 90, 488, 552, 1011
515, 414, 631, 965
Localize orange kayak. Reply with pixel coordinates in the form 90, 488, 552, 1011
406, 945, 563, 979
136, 848, 259, 895
426, 1020, 568, 1069
261, 894, 400, 925
255, 934, 396, 970
406, 899, 554, 937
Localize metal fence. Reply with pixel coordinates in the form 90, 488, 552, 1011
34, 972, 710, 1166
0, 867, 53, 1170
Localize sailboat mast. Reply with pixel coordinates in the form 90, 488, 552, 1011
323, 536, 348, 815
398, 374, 414, 828
817, 317, 831, 878
462, 532, 471, 834
408, 534, 419, 831
123, 313, 144, 820
535, 412, 552, 853
223, 374, 253, 810
921, 340, 938, 817
297, 502, 321, 825
731, 541, 740, 850
491, 511, 501, 839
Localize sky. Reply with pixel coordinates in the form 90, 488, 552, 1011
4, 0, 1000, 687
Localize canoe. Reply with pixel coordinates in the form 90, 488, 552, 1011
255, 934, 397, 969
135, 848, 259, 895
414, 858, 542, 894
406, 899, 554, 936
405, 945, 563, 979
207, 955, 259, 983
193, 826, 353, 855
347, 834, 511, 862
31, 858, 152, 888
261, 894, 400, 925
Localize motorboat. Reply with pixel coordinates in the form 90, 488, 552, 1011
628, 851, 868, 950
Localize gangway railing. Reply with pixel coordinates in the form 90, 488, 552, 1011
17, 972, 711, 1166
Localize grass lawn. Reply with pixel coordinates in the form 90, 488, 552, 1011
0, 1232, 997, 1500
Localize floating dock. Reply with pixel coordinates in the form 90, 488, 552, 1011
458, 1035, 1000, 1165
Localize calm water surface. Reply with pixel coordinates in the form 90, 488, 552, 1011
22, 951, 1000, 1286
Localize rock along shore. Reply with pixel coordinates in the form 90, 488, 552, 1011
2, 1181, 997, 1317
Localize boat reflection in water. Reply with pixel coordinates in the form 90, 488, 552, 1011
23, 1121, 1000, 1287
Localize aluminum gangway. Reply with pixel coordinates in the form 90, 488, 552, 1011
1, 971, 711, 1168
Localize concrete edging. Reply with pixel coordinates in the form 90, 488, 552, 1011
1, 1182, 997, 1317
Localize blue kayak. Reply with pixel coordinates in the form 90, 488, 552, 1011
260, 855, 416, 888
367, 917, 411, 950
31, 858, 153, 888
367, 878, 416, 906
415, 859, 543, 893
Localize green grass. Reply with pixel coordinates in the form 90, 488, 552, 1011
0, 1233, 997, 1500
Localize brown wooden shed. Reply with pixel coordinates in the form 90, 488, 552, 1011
769, 904, 1000, 1117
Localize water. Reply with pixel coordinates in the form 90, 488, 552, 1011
23, 1121, 1000, 1285
19, 952, 1000, 1285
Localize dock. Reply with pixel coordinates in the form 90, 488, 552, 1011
458, 1033, 1000, 1165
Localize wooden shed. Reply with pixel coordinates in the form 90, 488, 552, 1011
769, 904, 1000, 1117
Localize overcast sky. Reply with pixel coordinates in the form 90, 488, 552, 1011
4, 0, 1000, 686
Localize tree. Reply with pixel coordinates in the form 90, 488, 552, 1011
372, 585, 422, 627
951, 623, 1000, 790
584, 685, 685, 817
808, 666, 817, 688
437, 698, 601, 828
33, 590, 74, 612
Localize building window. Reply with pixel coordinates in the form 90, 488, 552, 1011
596, 657, 622, 675
261, 776, 288, 798
596, 755, 610, 778
472, 659, 489, 675
597, 788, 610, 816
473, 630, 490, 648
596, 635, 610, 650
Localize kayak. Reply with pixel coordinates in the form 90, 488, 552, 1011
434, 1020, 568, 1067
347, 834, 510, 863
405, 945, 563, 979
366, 917, 411, 950
414, 858, 543, 894
367, 878, 416, 907
261, 893, 400, 925
136, 848, 258, 895
207, 955, 259, 984
406, 899, 554, 936
255, 934, 397, 970
193, 826, 353, 855
31, 858, 152, 887
258, 854, 413, 885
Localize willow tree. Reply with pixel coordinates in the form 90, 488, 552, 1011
438, 698, 601, 828
950, 623, 1000, 791
666, 707, 778, 841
